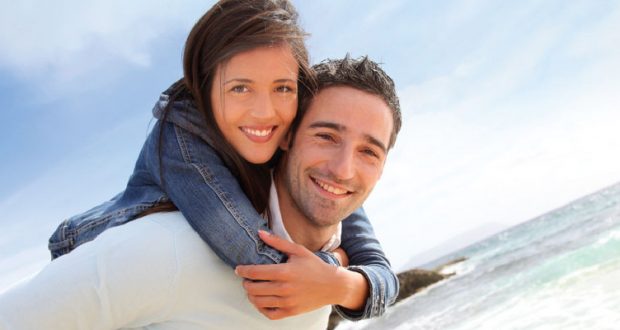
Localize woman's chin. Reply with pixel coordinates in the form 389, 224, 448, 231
241, 150, 276, 165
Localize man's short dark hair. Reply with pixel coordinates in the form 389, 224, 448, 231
295, 55, 402, 149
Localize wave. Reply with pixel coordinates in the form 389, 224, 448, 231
516, 226, 620, 289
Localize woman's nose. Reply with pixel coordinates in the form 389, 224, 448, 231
251, 91, 276, 119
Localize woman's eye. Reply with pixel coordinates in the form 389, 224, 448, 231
230, 85, 249, 93
275, 85, 295, 93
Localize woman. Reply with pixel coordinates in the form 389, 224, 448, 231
42, 0, 395, 322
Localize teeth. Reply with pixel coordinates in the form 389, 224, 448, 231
243, 127, 273, 137
315, 179, 348, 195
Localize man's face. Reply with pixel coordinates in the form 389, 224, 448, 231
279, 86, 393, 227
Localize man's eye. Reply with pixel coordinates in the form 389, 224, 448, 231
362, 148, 379, 158
316, 133, 335, 142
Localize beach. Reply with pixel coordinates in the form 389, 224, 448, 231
336, 182, 620, 329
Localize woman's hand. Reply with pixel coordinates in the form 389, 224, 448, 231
234, 231, 368, 320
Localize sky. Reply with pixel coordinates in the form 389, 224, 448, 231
1, 0, 619, 287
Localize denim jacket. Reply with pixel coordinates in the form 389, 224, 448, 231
48, 89, 398, 319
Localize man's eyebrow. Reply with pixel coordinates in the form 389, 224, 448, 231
308, 121, 388, 154
308, 121, 344, 131
365, 135, 388, 154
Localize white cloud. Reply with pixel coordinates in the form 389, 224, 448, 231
360, 0, 407, 25
566, 3, 620, 60
0, 1, 211, 87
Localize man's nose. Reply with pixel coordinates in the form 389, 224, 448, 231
251, 91, 276, 119
328, 146, 355, 181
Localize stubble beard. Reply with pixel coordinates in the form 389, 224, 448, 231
287, 169, 353, 229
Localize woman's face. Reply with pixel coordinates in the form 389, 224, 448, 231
210, 45, 299, 164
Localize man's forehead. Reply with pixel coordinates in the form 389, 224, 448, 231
302, 86, 393, 148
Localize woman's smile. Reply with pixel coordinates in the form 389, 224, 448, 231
240, 125, 277, 143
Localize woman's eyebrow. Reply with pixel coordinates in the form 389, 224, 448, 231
224, 78, 253, 85
274, 78, 296, 83
224, 78, 296, 85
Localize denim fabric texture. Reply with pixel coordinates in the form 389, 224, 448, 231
48, 90, 398, 319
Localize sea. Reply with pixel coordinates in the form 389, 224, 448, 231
337, 182, 620, 330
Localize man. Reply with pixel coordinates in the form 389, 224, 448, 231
236, 55, 402, 320
0, 56, 401, 329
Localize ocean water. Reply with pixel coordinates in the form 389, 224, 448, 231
338, 182, 620, 330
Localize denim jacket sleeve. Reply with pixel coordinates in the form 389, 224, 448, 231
335, 208, 400, 320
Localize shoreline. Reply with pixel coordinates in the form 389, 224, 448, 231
328, 257, 466, 329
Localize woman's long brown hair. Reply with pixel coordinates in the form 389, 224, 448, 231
142, 0, 316, 217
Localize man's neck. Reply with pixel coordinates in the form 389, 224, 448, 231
273, 170, 338, 252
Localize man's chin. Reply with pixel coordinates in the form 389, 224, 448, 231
307, 212, 347, 228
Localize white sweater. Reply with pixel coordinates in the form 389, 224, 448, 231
0, 211, 330, 330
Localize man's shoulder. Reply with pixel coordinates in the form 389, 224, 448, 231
84, 211, 199, 273
101, 211, 193, 241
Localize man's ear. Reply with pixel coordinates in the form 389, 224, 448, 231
279, 130, 292, 151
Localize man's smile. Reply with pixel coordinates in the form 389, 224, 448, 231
310, 176, 352, 198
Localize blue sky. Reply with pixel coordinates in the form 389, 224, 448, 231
1, 0, 619, 278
